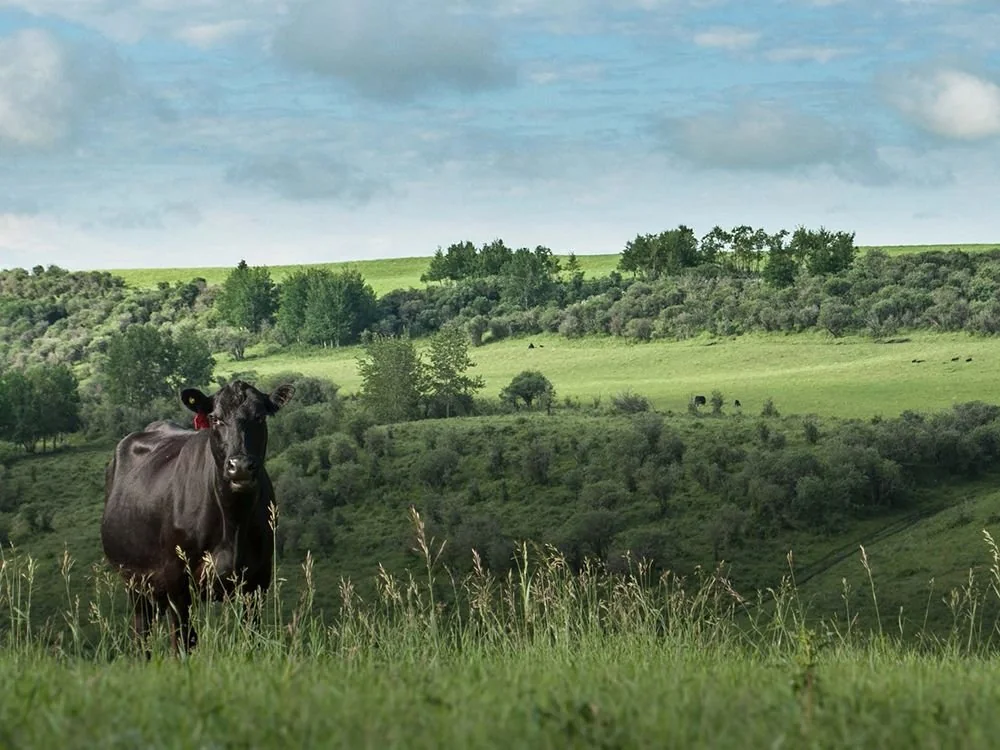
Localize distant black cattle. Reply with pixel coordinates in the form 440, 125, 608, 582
101, 379, 294, 654
734, 399, 741, 408
966, 357, 973, 362
693, 395, 707, 406
951, 356, 960, 361
528, 343, 535, 349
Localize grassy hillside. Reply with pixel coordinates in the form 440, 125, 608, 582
221, 330, 998, 420
103, 243, 999, 290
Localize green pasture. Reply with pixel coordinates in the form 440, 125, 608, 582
220, 331, 999, 420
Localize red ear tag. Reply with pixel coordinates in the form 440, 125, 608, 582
193, 412, 211, 430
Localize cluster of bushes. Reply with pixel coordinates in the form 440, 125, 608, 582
0, 265, 214, 369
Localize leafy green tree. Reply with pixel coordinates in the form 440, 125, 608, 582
100, 324, 214, 408
214, 260, 278, 332
477, 238, 514, 276
0, 364, 79, 452
618, 226, 699, 279
421, 241, 480, 283
0, 369, 42, 451
173, 325, 216, 389
791, 227, 857, 276
275, 270, 311, 344
762, 230, 796, 287
357, 334, 426, 423
501, 246, 561, 310
279, 268, 377, 347
426, 324, 485, 417
33, 364, 81, 448
500, 370, 555, 410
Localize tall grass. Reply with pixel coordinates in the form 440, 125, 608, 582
3, 507, 1000, 662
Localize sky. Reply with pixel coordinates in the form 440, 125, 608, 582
1, 0, 999, 271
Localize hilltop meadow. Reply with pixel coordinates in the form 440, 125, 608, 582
4, 231, 1000, 747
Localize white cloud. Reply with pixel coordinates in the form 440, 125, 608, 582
693, 26, 760, 51
0, 29, 123, 150
0, 0, 286, 44
175, 20, 256, 48
887, 68, 1000, 140
764, 46, 854, 63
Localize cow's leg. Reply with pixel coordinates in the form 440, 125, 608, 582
164, 590, 197, 655
129, 591, 155, 659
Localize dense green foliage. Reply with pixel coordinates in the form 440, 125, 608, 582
0, 265, 213, 370
213, 259, 279, 333
275, 267, 378, 347
0, 364, 80, 452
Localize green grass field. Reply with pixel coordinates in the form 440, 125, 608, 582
105, 243, 999, 290
221, 330, 997, 420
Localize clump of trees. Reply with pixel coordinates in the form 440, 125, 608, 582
358, 325, 486, 423
275, 268, 377, 347
0, 364, 80, 452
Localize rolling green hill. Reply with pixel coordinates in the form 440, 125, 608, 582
102, 243, 1000, 290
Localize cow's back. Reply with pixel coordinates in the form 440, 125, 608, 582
101, 427, 206, 576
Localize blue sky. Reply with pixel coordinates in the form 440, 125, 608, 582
1, 0, 999, 270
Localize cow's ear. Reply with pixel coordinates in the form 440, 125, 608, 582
181, 388, 212, 414
269, 384, 295, 412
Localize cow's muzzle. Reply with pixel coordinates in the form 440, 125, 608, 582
224, 456, 258, 490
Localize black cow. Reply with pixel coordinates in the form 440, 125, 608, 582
101, 380, 294, 654
693, 395, 707, 406
734, 399, 741, 408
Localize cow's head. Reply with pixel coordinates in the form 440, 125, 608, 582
181, 380, 295, 492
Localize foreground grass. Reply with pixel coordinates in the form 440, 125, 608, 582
222, 330, 999, 419
4, 510, 1000, 749
6, 642, 1000, 749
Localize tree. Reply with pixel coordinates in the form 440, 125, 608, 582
501, 246, 560, 310
791, 227, 857, 276
500, 370, 555, 410
32, 363, 81, 449
0, 364, 80, 452
100, 324, 214, 408
278, 268, 377, 347
357, 334, 426, 423
173, 325, 216, 390
214, 260, 278, 332
762, 230, 796, 287
618, 226, 700, 279
426, 324, 485, 417
0, 369, 43, 451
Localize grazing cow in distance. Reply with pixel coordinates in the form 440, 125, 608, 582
528, 342, 535, 349
951, 356, 960, 361
693, 395, 707, 406
966, 357, 973, 362
734, 399, 741, 408
101, 379, 294, 654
